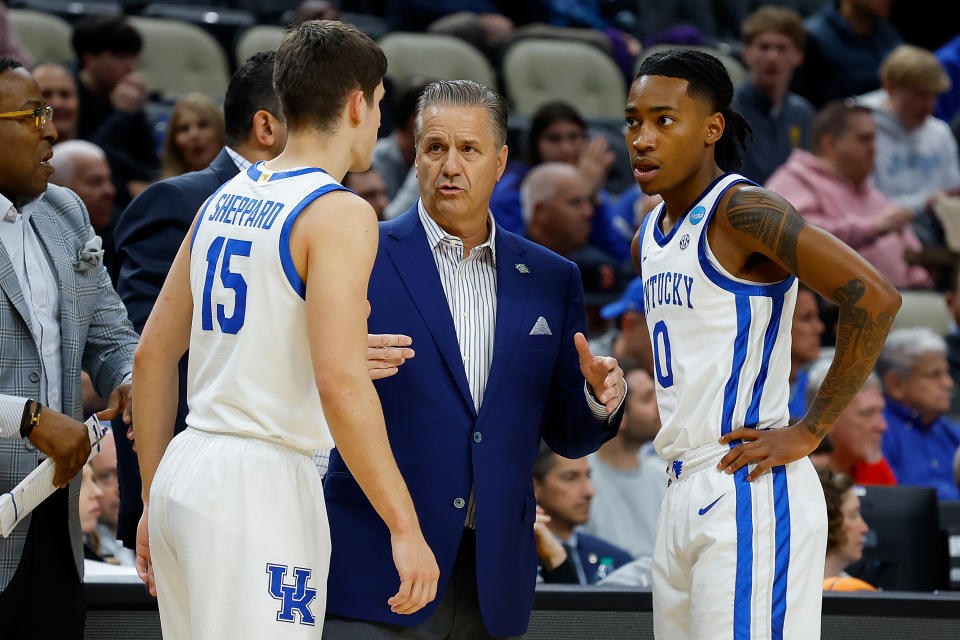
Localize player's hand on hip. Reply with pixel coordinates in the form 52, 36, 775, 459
97, 380, 133, 425
27, 405, 92, 488
717, 423, 821, 481
367, 333, 415, 380
136, 506, 157, 597
575, 332, 625, 413
388, 529, 439, 615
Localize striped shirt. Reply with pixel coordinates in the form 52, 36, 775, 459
417, 200, 614, 527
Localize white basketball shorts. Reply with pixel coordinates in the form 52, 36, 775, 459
149, 427, 330, 639
653, 442, 827, 640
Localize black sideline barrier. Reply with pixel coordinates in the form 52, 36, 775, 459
85, 582, 960, 639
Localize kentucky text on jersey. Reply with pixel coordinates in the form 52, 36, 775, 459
208, 192, 285, 230
644, 271, 694, 311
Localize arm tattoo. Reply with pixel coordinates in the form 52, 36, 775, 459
726, 189, 805, 274
804, 279, 895, 438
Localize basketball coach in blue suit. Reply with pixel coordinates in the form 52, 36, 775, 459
323, 81, 627, 639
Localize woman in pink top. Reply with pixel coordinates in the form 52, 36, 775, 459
766, 101, 932, 288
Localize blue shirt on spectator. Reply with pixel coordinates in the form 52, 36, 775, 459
936, 35, 960, 125
489, 162, 633, 262
881, 397, 960, 500
733, 82, 815, 186
788, 368, 810, 421
794, 3, 902, 107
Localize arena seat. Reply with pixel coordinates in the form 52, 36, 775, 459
128, 16, 230, 99
503, 38, 626, 119
7, 9, 73, 65
894, 289, 952, 336
378, 32, 496, 89
141, 4, 255, 68
235, 25, 285, 64
9, 0, 122, 20
637, 44, 748, 90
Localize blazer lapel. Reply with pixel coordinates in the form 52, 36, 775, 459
383, 207, 476, 415
0, 239, 32, 329
478, 228, 532, 417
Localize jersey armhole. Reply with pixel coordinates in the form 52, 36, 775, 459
278, 184, 353, 300
696, 179, 796, 297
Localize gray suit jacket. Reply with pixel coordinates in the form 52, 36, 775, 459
0, 185, 138, 590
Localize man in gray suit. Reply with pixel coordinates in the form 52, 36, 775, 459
0, 57, 138, 638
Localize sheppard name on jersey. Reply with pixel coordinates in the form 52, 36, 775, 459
209, 193, 286, 230
644, 272, 694, 310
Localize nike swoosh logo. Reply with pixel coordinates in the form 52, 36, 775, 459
698, 494, 725, 516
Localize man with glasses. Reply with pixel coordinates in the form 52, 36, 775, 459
0, 57, 138, 638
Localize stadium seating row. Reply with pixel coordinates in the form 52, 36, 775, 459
9, 8, 746, 119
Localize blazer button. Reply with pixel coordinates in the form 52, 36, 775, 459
473, 432, 482, 443
453, 497, 466, 509
28, 371, 40, 383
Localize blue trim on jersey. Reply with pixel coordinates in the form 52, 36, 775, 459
734, 465, 754, 640
637, 208, 655, 268
721, 297, 752, 436
247, 161, 328, 182
190, 179, 233, 253
771, 465, 791, 640
696, 179, 796, 297
652, 172, 733, 247
278, 184, 352, 299
745, 296, 785, 426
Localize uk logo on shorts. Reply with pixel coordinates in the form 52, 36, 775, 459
689, 206, 706, 225
266, 563, 317, 626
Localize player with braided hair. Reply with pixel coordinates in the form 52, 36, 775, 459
625, 50, 900, 638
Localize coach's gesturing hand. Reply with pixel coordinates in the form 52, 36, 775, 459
575, 332, 625, 414
388, 529, 440, 614
367, 333, 415, 380
717, 423, 821, 481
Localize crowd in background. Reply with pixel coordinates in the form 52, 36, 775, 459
3, 0, 960, 597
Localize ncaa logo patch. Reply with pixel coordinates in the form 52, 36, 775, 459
689, 206, 707, 225
679, 234, 690, 250
266, 563, 317, 626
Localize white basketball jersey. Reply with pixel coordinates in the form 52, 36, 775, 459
639, 173, 798, 461
185, 162, 349, 452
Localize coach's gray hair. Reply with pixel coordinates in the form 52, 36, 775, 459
876, 327, 947, 382
805, 356, 882, 409
48, 140, 107, 187
520, 162, 581, 226
414, 80, 508, 148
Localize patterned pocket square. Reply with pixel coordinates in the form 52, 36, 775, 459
529, 316, 552, 336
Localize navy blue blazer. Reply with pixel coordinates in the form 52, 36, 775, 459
111, 148, 239, 547
324, 205, 622, 637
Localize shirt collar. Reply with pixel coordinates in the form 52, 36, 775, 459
225, 146, 251, 173
0, 192, 17, 223
417, 198, 497, 265
884, 396, 942, 430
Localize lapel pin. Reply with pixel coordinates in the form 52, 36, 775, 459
515, 263, 530, 274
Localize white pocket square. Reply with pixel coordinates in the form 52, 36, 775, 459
529, 316, 552, 336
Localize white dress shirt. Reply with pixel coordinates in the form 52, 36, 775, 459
0, 194, 62, 440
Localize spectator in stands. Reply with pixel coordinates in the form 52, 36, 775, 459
766, 101, 932, 288
71, 16, 157, 205
935, 34, 960, 124
89, 429, 132, 566
343, 168, 389, 220
794, 0, 902, 107
943, 263, 960, 420
372, 79, 425, 201
859, 45, 960, 246
788, 283, 824, 419
48, 140, 118, 274
877, 327, 960, 500
806, 360, 896, 485
733, 6, 815, 185
160, 93, 225, 179
490, 101, 633, 262
79, 463, 105, 562
112, 52, 287, 549
819, 468, 876, 591
591, 277, 653, 374
582, 367, 665, 560
532, 443, 633, 585
32, 64, 78, 144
